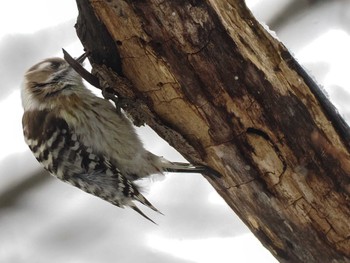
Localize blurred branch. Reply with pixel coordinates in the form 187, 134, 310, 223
269, 0, 328, 30
0, 170, 50, 209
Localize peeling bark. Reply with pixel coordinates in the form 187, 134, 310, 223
74, 1, 350, 262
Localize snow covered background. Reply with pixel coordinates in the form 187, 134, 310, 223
0, 0, 349, 262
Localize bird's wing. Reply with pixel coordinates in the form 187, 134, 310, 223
23, 110, 159, 223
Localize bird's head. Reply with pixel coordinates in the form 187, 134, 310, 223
21, 54, 86, 111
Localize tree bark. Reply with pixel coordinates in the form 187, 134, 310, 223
74, 1, 350, 262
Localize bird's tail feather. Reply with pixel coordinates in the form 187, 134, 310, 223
130, 204, 158, 224
131, 193, 163, 224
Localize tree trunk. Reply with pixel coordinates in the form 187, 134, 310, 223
74, 1, 350, 262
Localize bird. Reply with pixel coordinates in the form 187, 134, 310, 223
21, 54, 216, 223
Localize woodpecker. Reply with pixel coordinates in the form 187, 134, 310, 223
21, 54, 213, 223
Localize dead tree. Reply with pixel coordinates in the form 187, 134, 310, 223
74, 1, 350, 262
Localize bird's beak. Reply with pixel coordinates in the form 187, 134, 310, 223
76, 53, 87, 64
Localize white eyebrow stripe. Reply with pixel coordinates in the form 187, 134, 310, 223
36, 62, 51, 71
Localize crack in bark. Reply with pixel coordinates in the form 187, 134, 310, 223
186, 27, 215, 55
246, 127, 287, 179
223, 178, 257, 190
282, 196, 304, 211
234, 178, 256, 188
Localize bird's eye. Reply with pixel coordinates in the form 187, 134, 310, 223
50, 61, 61, 70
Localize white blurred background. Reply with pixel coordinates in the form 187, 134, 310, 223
0, 1, 349, 262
